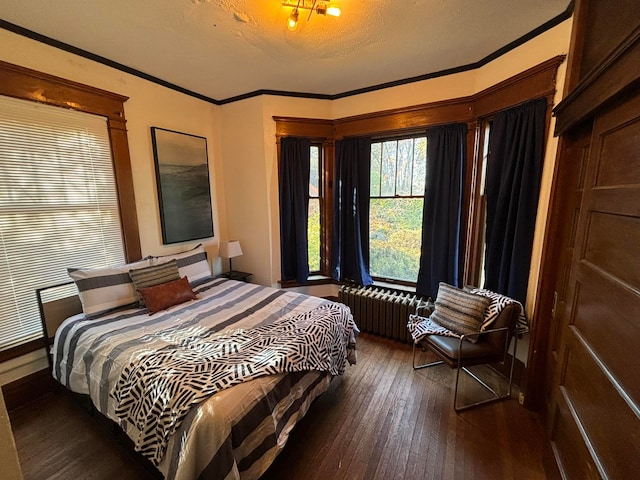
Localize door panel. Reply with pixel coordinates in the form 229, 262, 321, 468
548, 126, 591, 369
550, 86, 640, 479
550, 397, 600, 480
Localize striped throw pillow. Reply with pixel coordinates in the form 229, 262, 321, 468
148, 244, 211, 283
68, 258, 152, 317
430, 283, 491, 342
129, 259, 181, 307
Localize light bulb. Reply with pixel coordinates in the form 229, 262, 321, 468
287, 10, 299, 31
326, 4, 341, 17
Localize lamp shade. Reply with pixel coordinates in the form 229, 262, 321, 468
219, 240, 243, 259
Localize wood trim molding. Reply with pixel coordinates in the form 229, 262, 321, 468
473, 55, 565, 118
0, 340, 45, 364
0, 60, 142, 262
334, 97, 473, 139
273, 117, 334, 138
276, 56, 565, 141
554, 27, 640, 134
2, 368, 54, 411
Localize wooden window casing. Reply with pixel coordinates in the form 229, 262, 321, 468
0, 60, 141, 362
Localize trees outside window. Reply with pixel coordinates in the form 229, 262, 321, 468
308, 144, 322, 273
369, 136, 426, 282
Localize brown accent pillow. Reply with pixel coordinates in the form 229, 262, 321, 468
137, 276, 197, 315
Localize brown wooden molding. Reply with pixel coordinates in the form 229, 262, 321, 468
0, 340, 45, 364
334, 97, 473, 139
276, 56, 566, 141
0, 60, 142, 262
2, 368, 54, 411
273, 117, 334, 138
473, 55, 565, 118
554, 28, 640, 134
0, 60, 128, 122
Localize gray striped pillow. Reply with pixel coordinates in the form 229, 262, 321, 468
68, 258, 152, 317
129, 259, 181, 307
148, 244, 211, 283
430, 283, 490, 342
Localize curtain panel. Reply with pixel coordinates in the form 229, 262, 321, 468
416, 123, 467, 299
484, 98, 547, 304
278, 137, 311, 284
331, 137, 373, 286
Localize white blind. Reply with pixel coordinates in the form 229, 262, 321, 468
0, 95, 126, 351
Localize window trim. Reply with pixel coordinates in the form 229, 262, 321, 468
275, 119, 334, 278
0, 60, 141, 262
0, 60, 141, 361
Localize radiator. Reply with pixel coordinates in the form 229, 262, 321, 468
338, 285, 424, 343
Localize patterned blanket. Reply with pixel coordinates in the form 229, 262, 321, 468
469, 288, 529, 334
110, 303, 356, 464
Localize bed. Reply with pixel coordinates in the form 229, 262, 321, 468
39, 252, 357, 480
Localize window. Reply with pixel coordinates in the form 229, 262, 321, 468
369, 136, 427, 282
308, 144, 322, 273
0, 95, 126, 352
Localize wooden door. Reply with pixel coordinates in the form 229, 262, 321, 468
548, 86, 640, 479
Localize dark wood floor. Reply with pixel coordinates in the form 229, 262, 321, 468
9, 334, 548, 479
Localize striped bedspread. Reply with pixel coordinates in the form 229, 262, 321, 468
52, 277, 357, 480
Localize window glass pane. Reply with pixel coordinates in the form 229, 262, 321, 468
369, 198, 424, 282
380, 141, 397, 197
396, 139, 413, 196
0, 95, 125, 351
370, 142, 381, 196
412, 137, 427, 195
308, 144, 322, 273
308, 198, 320, 272
309, 145, 320, 198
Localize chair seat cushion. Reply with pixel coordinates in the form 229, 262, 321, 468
425, 335, 504, 367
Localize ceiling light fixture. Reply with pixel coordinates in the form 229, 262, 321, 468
282, 1, 341, 31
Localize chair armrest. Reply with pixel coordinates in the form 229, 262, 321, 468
460, 325, 509, 341
457, 326, 510, 360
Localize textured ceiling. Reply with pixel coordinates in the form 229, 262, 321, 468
0, 0, 571, 102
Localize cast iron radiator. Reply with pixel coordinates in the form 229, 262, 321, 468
338, 285, 425, 343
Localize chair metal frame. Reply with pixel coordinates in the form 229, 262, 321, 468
412, 322, 518, 412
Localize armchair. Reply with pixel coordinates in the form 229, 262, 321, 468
410, 291, 519, 412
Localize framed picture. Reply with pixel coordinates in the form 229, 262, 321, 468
151, 127, 214, 244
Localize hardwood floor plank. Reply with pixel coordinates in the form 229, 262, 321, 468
9, 333, 548, 480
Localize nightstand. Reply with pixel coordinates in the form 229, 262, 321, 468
221, 270, 252, 282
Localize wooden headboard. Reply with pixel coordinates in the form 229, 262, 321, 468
36, 282, 83, 365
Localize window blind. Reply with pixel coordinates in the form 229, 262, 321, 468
0, 95, 126, 351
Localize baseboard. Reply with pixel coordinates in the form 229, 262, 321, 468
2, 368, 55, 411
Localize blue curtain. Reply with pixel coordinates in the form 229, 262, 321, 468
484, 98, 547, 304
331, 137, 373, 286
279, 136, 311, 284
416, 123, 467, 298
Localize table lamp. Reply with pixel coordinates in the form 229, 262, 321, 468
219, 240, 243, 273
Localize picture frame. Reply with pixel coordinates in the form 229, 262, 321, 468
150, 127, 214, 244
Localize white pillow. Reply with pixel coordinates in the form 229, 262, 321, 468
68, 258, 152, 317
148, 244, 211, 283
